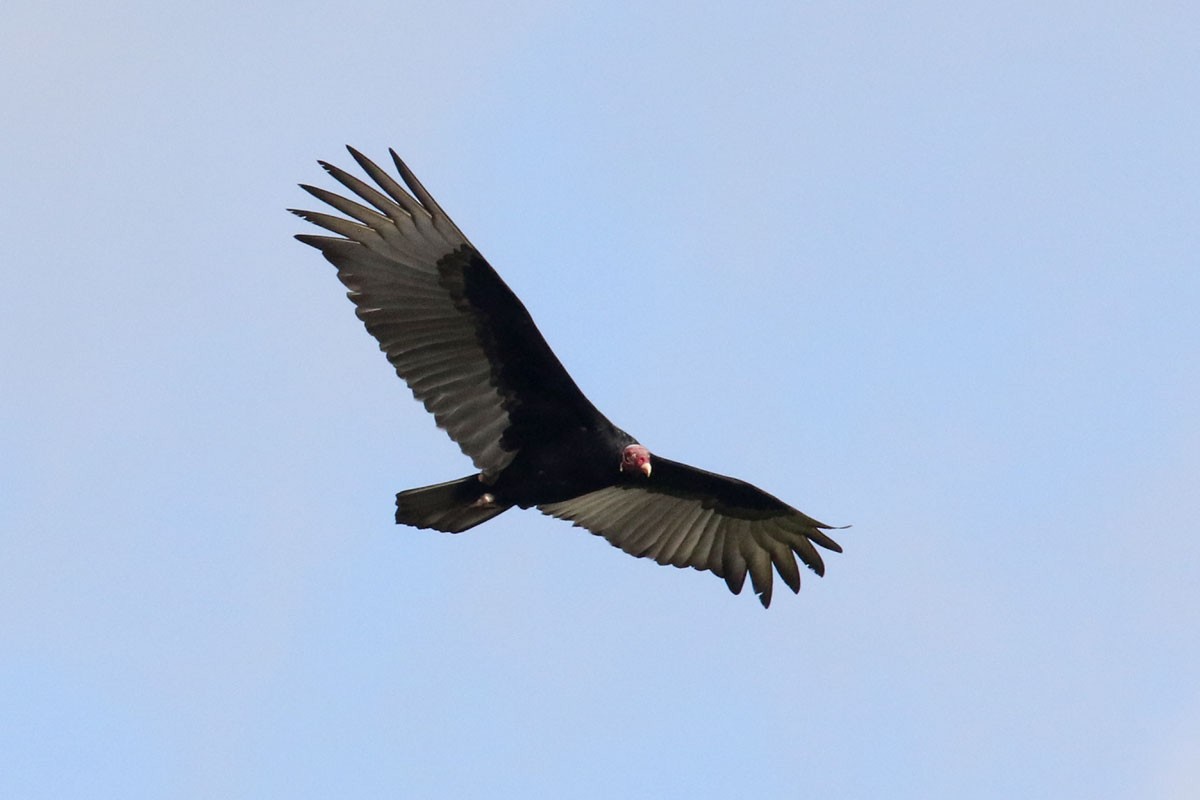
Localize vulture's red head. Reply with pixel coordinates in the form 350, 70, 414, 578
621, 444, 652, 478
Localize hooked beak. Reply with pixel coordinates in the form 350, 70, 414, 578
640, 461, 652, 478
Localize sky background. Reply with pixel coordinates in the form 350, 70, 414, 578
3, 2, 1198, 798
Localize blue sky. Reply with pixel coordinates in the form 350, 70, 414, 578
3, 2, 1198, 797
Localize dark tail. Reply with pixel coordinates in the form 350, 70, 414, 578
395, 475, 510, 533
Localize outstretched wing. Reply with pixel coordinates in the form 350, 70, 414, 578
539, 456, 843, 607
292, 148, 606, 479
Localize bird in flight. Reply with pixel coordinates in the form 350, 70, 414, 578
292, 148, 842, 607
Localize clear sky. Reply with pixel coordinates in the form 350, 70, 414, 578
3, 2, 1198, 798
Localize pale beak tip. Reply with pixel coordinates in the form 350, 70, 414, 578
641, 462, 652, 478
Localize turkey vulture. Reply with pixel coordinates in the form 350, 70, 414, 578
292, 147, 842, 607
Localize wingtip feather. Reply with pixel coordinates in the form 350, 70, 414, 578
345, 145, 374, 173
